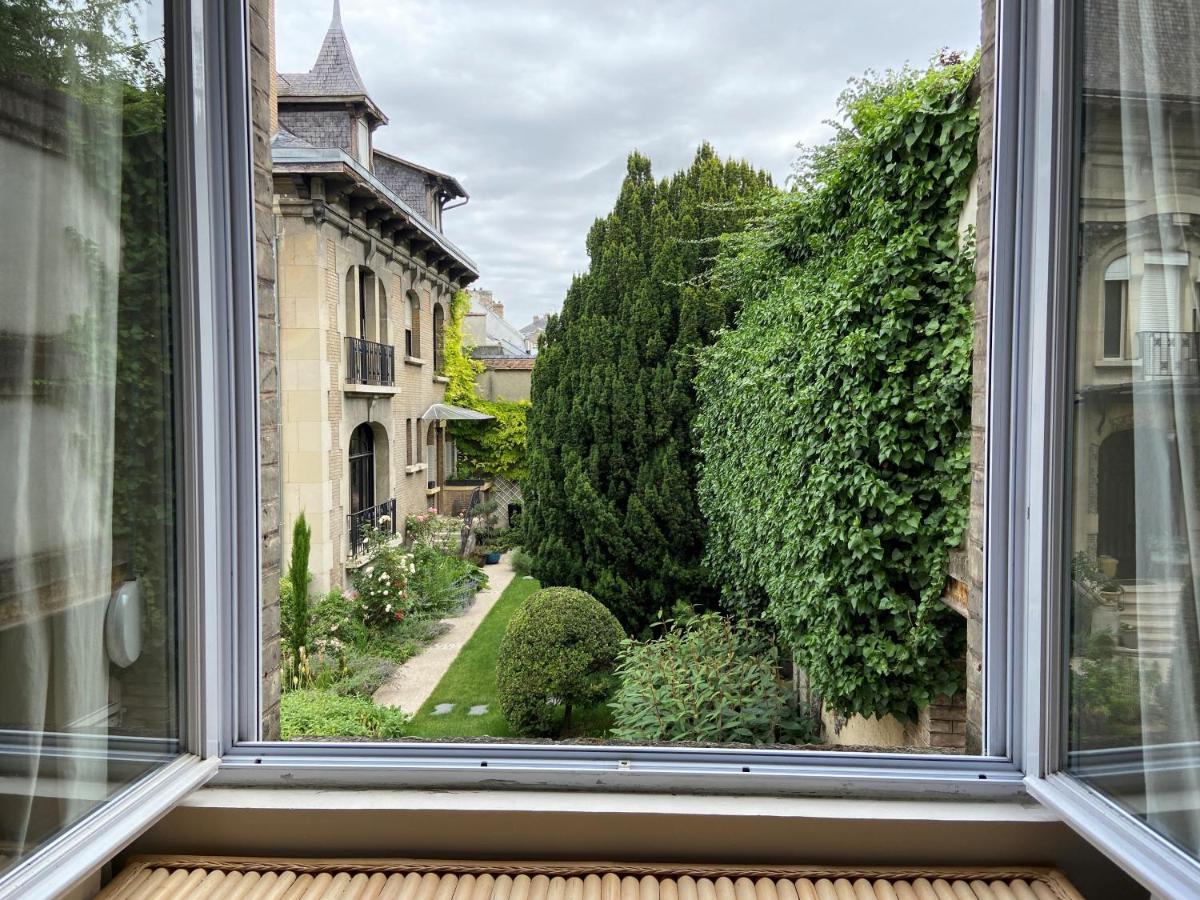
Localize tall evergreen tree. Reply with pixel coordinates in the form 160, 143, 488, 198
525, 144, 772, 631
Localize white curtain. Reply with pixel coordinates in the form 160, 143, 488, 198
1116, 0, 1200, 854
0, 28, 123, 863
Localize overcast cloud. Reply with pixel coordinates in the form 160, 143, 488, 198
276, 1, 980, 327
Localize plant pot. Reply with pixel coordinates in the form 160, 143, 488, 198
1098, 555, 1118, 579
484, 551, 501, 565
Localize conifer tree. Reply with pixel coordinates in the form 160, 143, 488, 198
525, 145, 772, 631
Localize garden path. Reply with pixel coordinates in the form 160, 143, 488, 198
373, 553, 516, 715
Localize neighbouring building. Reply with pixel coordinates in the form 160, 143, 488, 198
464, 289, 536, 402
271, 0, 480, 593
519, 312, 552, 354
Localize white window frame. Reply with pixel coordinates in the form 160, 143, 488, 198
1009, 0, 1200, 895
0, 0, 255, 895
219, 2, 1029, 801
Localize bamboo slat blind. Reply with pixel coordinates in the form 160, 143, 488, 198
96, 857, 1085, 900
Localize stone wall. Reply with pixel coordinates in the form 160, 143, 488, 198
250, 0, 281, 740
962, 0, 996, 757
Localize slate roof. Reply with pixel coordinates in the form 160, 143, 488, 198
270, 127, 314, 150
1082, 0, 1200, 99
373, 148, 468, 201
278, 0, 386, 122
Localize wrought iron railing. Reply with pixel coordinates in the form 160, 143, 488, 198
1138, 331, 1200, 379
348, 498, 396, 557
346, 336, 395, 386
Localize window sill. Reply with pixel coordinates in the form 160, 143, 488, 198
1092, 358, 1139, 368
425, 486, 442, 496
343, 382, 397, 396
433, 375, 450, 385
405, 463, 427, 475
405, 356, 426, 367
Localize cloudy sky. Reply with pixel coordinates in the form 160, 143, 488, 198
277, 1, 980, 328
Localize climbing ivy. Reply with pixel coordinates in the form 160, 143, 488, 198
442, 290, 531, 482
695, 58, 979, 720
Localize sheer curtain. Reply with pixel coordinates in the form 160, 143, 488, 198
0, 2, 175, 872
1070, 0, 1200, 860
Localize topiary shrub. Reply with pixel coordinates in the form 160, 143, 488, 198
496, 586, 625, 736
609, 613, 820, 745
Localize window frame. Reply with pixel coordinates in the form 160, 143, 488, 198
220, 0, 1030, 802
0, 0, 254, 894
1008, 0, 1200, 894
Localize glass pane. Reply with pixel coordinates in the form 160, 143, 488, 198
0, 0, 180, 875
1067, 0, 1200, 860
1103, 280, 1126, 359
267, 0, 986, 753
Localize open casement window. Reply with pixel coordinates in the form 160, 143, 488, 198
0, 0, 253, 895
1013, 0, 1200, 893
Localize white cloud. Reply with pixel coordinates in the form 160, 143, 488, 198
277, 0, 980, 326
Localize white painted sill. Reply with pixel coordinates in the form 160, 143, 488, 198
404, 356, 426, 366
405, 463, 427, 475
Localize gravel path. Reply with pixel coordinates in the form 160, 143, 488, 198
373, 553, 517, 715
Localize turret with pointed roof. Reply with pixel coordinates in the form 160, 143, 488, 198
277, 0, 386, 125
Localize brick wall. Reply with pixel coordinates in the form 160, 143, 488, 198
250, 0, 281, 740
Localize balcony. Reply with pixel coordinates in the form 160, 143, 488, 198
1137, 331, 1200, 380
347, 497, 396, 558
346, 336, 395, 387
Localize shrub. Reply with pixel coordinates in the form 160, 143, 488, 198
331, 653, 397, 699
280, 689, 408, 739
511, 548, 534, 577
282, 513, 312, 688
609, 613, 819, 744
695, 58, 979, 720
351, 525, 415, 627
496, 586, 625, 736
408, 542, 485, 618
310, 586, 368, 649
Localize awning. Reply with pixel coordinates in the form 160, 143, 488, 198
420, 403, 494, 422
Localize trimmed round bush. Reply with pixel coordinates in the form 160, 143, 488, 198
496, 587, 625, 736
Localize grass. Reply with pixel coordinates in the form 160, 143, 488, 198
407, 575, 612, 739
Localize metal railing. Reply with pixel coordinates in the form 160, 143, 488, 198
346, 336, 395, 386
1138, 331, 1200, 379
348, 498, 396, 557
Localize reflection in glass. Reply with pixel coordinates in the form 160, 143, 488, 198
1068, 0, 1200, 860
0, 0, 179, 875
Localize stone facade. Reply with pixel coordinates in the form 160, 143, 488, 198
270, 3, 477, 595
250, 0, 282, 740
960, 0, 996, 756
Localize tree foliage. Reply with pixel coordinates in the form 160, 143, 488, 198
524, 144, 773, 630
695, 59, 979, 720
443, 289, 531, 482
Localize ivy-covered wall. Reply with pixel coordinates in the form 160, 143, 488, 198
443, 290, 531, 483
695, 58, 979, 721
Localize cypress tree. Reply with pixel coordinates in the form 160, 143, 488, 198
525, 145, 772, 631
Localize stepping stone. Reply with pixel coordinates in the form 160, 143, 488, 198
431, 703, 455, 715
467, 704, 489, 716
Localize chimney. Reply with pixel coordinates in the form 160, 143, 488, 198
492, 301, 504, 318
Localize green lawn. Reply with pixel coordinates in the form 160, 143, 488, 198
407, 575, 612, 739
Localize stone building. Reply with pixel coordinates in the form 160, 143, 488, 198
463, 289, 536, 402
270, 0, 479, 593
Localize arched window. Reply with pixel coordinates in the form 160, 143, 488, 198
349, 423, 375, 515
1103, 255, 1129, 359
406, 290, 421, 358
433, 302, 446, 374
